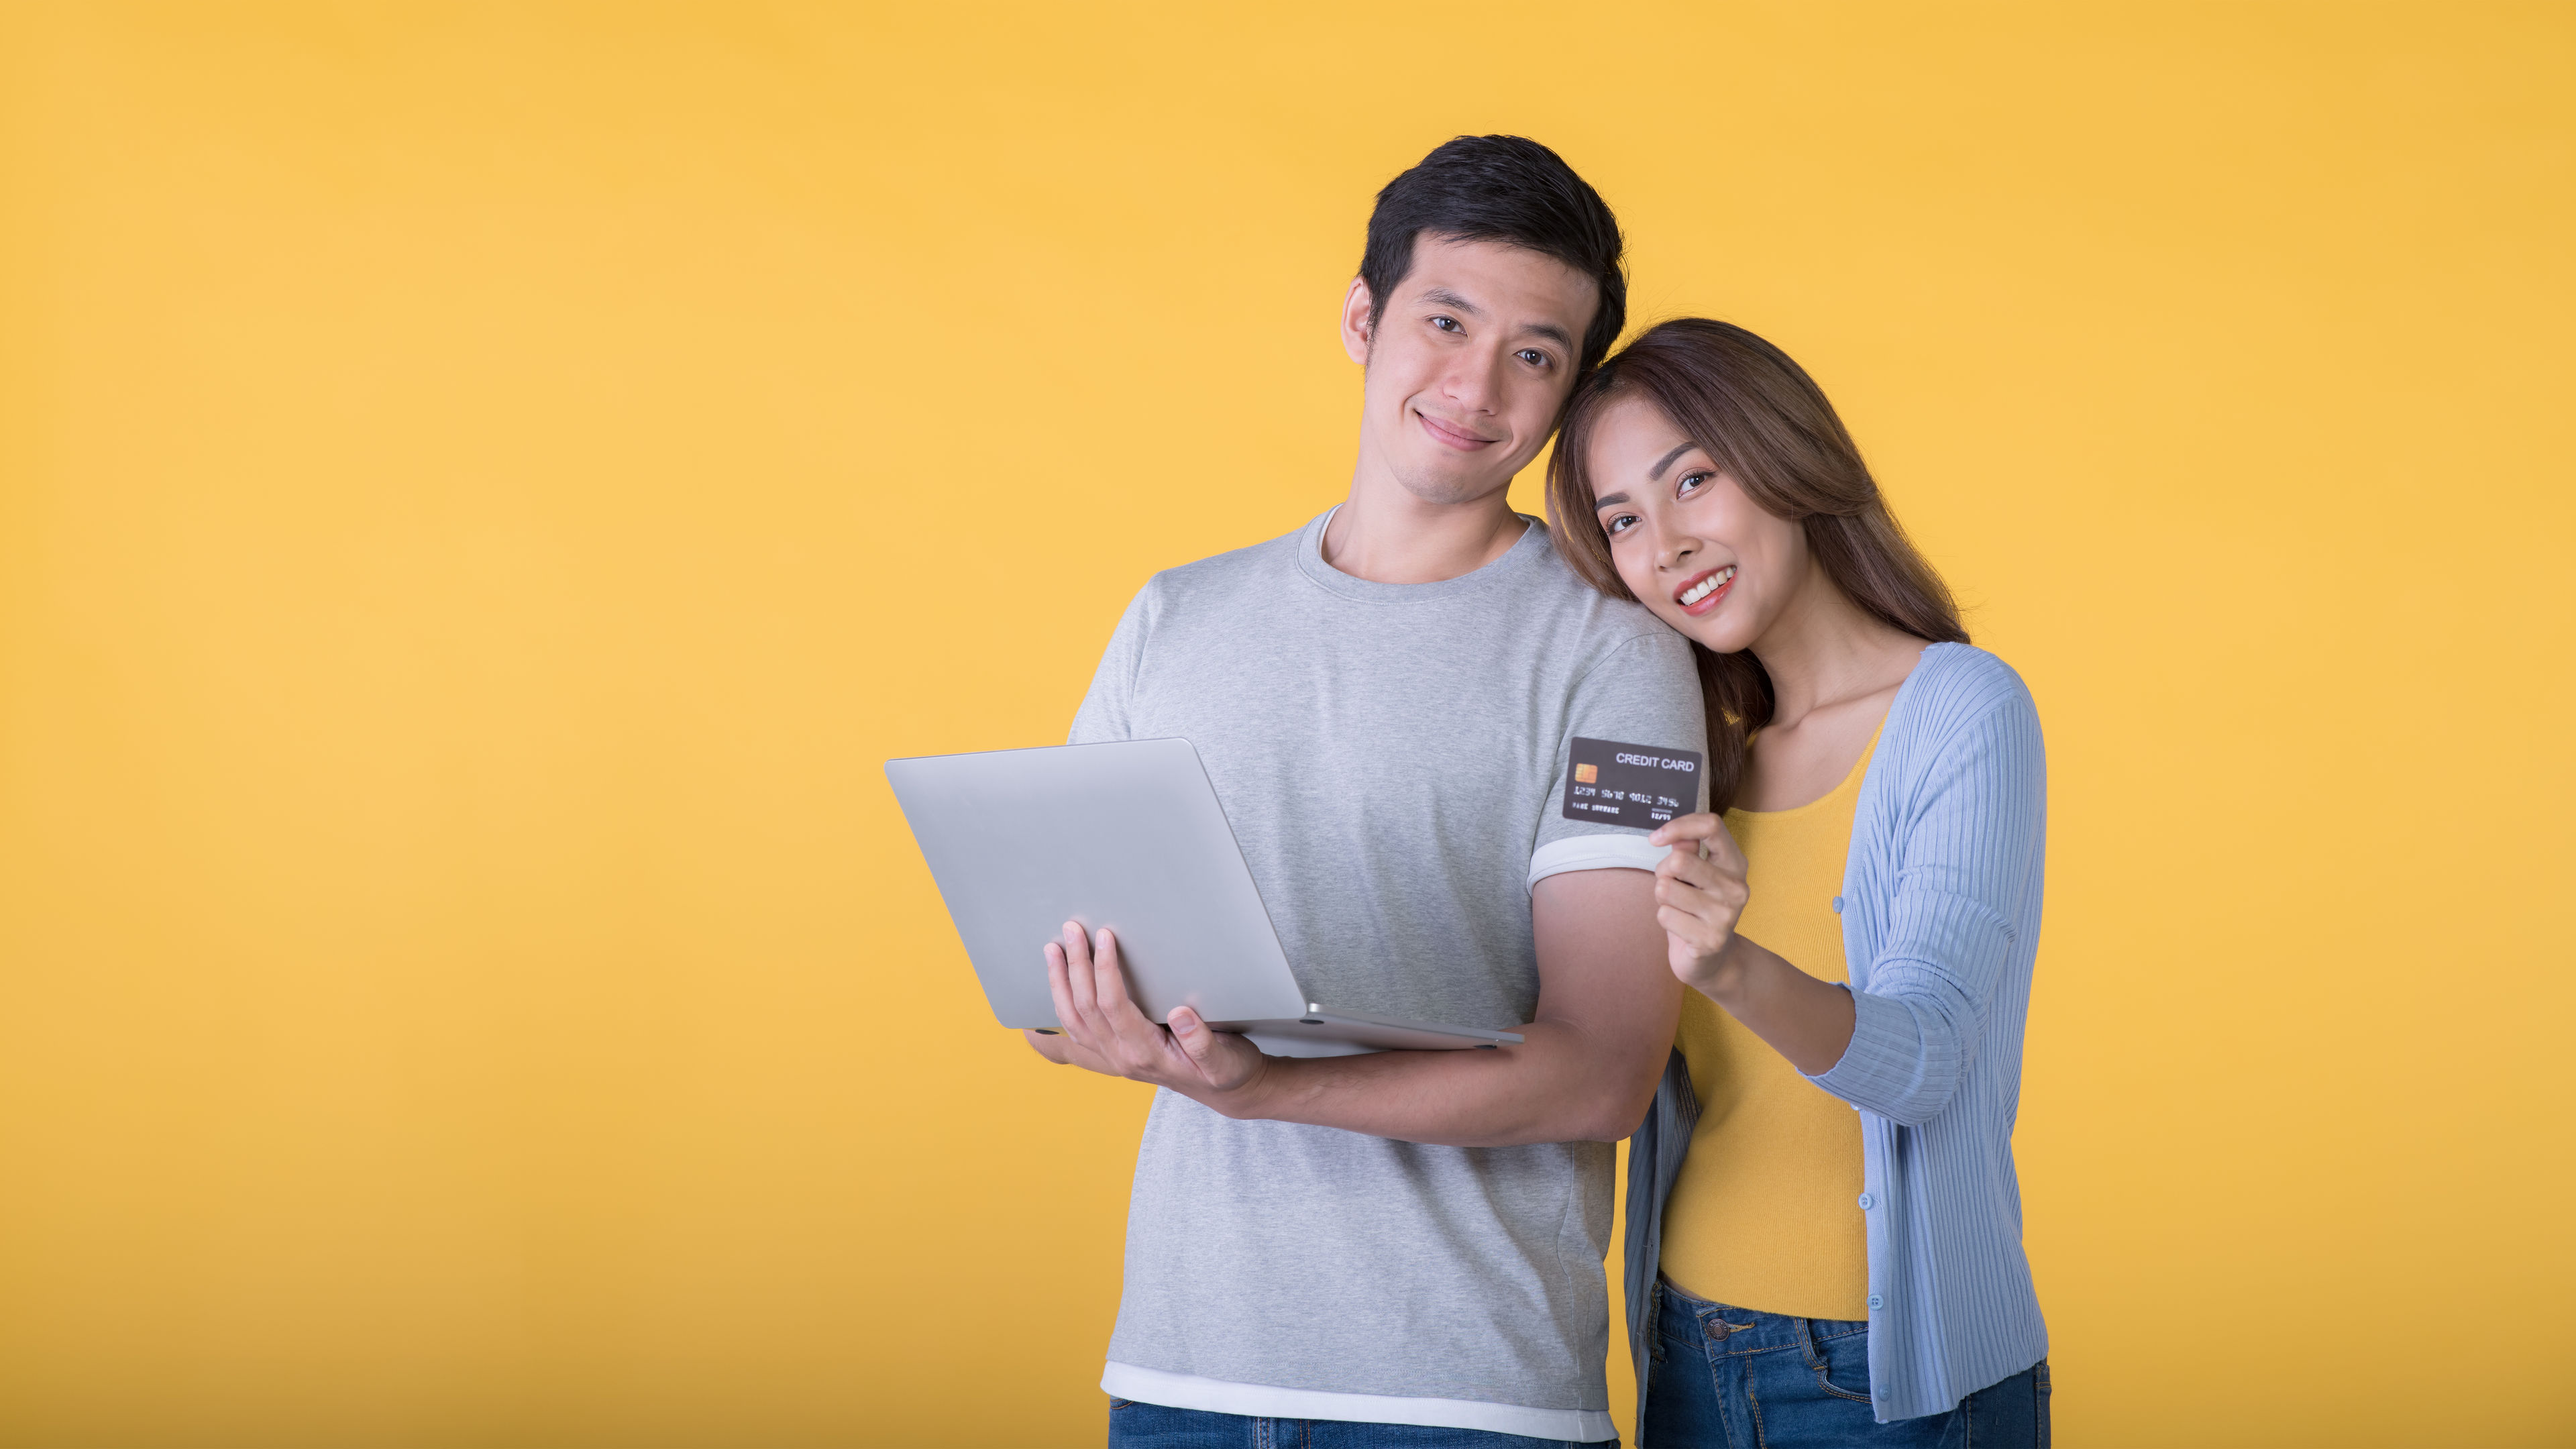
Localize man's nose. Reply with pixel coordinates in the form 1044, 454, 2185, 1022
1444, 345, 1507, 413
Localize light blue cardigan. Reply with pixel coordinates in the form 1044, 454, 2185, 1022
1625, 642, 2049, 1432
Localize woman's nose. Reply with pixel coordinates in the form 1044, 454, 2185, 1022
1656, 531, 1698, 572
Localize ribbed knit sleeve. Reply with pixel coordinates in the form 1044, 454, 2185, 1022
1808, 669, 2046, 1125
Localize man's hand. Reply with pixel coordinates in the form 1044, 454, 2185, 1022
1649, 812, 1753, 996
1026, 871, 1680, 1147
1040, 921, 1269, 1098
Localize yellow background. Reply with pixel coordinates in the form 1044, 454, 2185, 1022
3, 3, 2569, 1445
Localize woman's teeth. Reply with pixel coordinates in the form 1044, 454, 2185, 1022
1680, 566, 1737, 606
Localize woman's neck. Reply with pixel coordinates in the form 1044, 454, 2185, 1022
1750, 561, 1924, 729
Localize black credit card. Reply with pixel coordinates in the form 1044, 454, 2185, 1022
1560, 737, 1704, 830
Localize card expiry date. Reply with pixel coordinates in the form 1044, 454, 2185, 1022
1560, 737, 1703, 829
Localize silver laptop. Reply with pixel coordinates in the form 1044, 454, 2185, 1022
884, 737, 1524, 1058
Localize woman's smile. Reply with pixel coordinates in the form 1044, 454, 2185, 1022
1675, 564, 1738, 616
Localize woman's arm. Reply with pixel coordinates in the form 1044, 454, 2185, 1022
1646, 813, 1856, 1073
1650, 680, 2045, 1123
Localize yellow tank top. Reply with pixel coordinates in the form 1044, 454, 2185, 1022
1656, 732, 1876, 1321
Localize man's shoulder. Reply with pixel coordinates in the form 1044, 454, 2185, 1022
1515, 530, 1689, 663
1133, 519, 1310, 604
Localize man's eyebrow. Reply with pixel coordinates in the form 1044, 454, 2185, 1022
1647, 442, 1697, 481
1518, 320, 1574, 350
1417, 286, 1485, 317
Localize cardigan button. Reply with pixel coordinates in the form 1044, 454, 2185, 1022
1831, 896, 1845, 913
1857, 1193, 1876, 1210
1866, 1293, 1885, 1311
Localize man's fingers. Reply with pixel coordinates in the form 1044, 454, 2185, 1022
1059, 921, 1101, 1022
1169, 1006, 1260, 1093
1168, 1005, 1212, 1063
1089, 928, 1130, 1004
1087, 930, 1171, 1044
1044, 941, 1084, 1038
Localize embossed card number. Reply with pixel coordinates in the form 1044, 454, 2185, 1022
1560, 737, 1703, 829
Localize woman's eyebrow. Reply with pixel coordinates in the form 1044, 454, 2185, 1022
1647, 442, 1696, 481
1593, 490, 1631, 508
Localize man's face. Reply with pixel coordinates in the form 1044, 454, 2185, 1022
1342, 235, 1599, 506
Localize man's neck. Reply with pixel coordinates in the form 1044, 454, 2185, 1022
1319, 474, 1529, 586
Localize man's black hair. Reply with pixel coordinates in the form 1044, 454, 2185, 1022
1359, 135, 1627, 376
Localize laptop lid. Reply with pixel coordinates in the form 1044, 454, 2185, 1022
883, 737, 1310, 1032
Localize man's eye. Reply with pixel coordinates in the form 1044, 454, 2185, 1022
1432, 315, 1462, 332
1516, 349, 1550, 368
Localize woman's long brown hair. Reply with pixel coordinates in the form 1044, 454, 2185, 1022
1546, 317, 1967, 814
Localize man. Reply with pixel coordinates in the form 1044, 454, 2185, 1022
1032, 135, 1704, 1447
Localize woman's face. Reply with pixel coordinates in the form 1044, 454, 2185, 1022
1587, 392, 1811, 655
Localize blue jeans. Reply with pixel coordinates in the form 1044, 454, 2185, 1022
1643, 1282, 2048, 1448
1108, 1399, 1612, 1448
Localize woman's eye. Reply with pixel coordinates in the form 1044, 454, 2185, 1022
1432, 315, 1462, 333
1603, 513, 1638, 535
1676, 470, 1711, 494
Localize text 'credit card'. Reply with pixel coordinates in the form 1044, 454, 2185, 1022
1560, 737, 1703, 830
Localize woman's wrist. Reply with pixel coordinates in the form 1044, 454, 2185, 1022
1682, 935, 1754, 1002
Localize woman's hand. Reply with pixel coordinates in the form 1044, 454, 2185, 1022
1648, 812, 1752, 997
1041, 921, 1271, 1099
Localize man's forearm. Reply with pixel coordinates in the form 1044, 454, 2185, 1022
1028, 869, 1682, 1147
1177, 1012, 1672, 1146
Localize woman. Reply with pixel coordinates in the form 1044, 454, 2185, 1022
1547, 319, 2050, 1446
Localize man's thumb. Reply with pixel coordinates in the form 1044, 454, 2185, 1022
1167, 1006, 1208, 1057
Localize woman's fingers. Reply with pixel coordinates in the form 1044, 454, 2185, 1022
1656, 875, 1740, 935
1656, 904, 1731, 957
1702, 819, 1750, 875
1659, 843, 1745, 900
1648, 812, 1723, 849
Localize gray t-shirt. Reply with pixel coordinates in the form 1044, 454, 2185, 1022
1074, 511, 1705, 1442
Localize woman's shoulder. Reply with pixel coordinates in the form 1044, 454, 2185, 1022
1890, 643, 2041, 748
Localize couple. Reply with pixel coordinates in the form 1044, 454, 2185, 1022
1028, 136, 2049, 1448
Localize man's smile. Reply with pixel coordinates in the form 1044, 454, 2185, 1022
1413, 407, 1502, 451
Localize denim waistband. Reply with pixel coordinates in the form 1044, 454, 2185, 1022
1654, 1277, 1868, 1358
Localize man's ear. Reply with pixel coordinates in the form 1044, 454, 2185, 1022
1340, 277, 1375, 366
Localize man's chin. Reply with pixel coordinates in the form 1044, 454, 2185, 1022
1389, 461, 1521, 508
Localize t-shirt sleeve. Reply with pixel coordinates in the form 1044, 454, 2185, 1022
1067, 580, 1158, 746
1528, 629, 1708, 890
